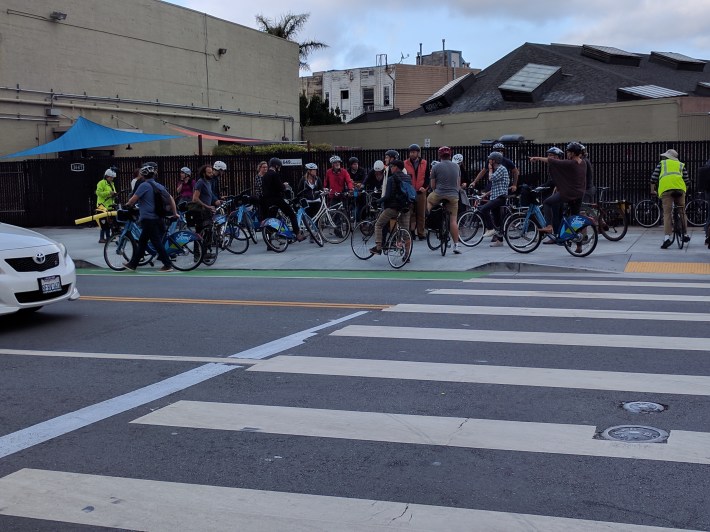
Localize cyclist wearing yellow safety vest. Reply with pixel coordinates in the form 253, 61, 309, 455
651, 149, 690, 249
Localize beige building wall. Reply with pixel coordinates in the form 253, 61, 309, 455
0, 0, 300, 159
394, 65, 477, 116
304, 99, 710, 147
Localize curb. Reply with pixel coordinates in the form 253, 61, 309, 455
467, 262, 620, 274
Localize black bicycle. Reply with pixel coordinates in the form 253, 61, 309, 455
426, 199, 451, 256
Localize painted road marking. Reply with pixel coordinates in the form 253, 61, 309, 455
332, 325, 710, 352
430, 288, 710, 303
249, 355, 710, 396
0, 469, 681, 532
464, 278, 710, 289
80, 295, 388, 310
77, 268, 482, 281
0, 312, 365, 459
385, 303, 710, 322
0, 348, 257, 365
625, 262, 710, 275
132, 401, 710, 464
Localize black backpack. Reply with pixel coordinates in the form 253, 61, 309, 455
149, 181, 173, 218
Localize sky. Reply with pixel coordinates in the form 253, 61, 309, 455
165, 0, 710, 73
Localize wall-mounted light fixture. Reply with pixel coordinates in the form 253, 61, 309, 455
435, 120, 444, 127
218, 48, 227, 56
49, 11, 67, 21
222, 125, 231, 131
125, 144, 133, 150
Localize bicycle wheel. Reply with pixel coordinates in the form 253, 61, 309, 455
103, 233, 136, 271
634, 200, 661, 228
685, 199, 708, 227
351, 220, 376, 260
201, 229, 219, 266
439, 212, 450, 256
598, 203, 628, 241
168, 231, 203, 271
564, 224, 598, 257
504, 212, 542, 253
386, 228, 412, 269
426, 229, 441, 251
225, 222, 249, 254
318, 209, 350, 244
263, 225, 289, 252
458, 211, 484, 247
301, 213, 324, 247
674, 210, 684, 249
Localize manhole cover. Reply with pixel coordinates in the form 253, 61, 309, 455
622, 401, 666, 414
600, 425, 669, 443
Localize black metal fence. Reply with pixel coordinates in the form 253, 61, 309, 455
1, 140, 708, 227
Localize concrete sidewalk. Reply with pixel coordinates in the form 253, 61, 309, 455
37, 225, 710, 274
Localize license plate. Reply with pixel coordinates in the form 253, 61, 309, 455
39, 275, 62, 294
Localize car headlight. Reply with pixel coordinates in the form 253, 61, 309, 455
57, 243, 68, 258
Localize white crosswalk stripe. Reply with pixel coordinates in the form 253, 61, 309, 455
2, 275, 708, 531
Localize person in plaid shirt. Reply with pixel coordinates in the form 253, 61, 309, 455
479, 152, 510, 246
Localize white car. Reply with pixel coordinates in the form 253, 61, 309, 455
0, 223, 80, 315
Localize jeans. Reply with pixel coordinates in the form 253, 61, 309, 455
264, 197, 300, 236
127, 218, 171, 269
543, 194, 581, 232
479, 196, 506, 231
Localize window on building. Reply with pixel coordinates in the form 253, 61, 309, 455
340, 90, 349, 100
383, 86, 390, 106
325, 92, 330, 103
362, 87, 374, 112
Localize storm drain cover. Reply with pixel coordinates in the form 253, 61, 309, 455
622, 401, 666, 414
600, 425, 669, 443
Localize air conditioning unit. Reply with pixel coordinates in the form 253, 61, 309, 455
46, 108, 61, 117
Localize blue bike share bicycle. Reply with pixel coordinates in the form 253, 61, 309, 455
262, 188, 324, 252
503, 185, 598, 257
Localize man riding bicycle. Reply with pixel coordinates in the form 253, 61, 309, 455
261, 157, 306, 243
370, 159, 412, 256
427, 146, 462, 254
651, 149, 690, 249
324, 155, 354, 202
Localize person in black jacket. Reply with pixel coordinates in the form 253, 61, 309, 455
370, 160, 412, 255
261, 158, 305, 242
296, 163, 324, 217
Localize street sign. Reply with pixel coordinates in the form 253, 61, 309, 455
281, 159, 302, 166
70, 163, 85, 172
424, 139, 431, 148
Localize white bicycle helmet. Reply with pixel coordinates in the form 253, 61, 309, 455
492, 142, 505, 150
373, 160, 385, 171
104, 168, 116, 178
431, 161, 439, 168
305, 163, 318, 170
180, 167, 192, 175
329, 155, 342, 164
452, 154, 464, 164
139, 162, 158, 177
213, 161, 227, 171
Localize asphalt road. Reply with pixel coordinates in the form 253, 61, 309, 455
1, 270, 709, 531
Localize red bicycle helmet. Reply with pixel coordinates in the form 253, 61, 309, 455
438, 146, 452, 158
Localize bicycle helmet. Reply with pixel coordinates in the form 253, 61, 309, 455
305, 162, 318, 170
329, 155, 342, 164
438, 146, 452, 159
139, 161, 158, 177
384, 149, 400, 160
487, 152, 504, 164
180, 167, 192, 176
408, 144, 421, 152
213, 161, 227, 171
390, 159, 405, 171
452, 154, 464, 164
493, 142, 505, 150
104, 168, 116, 178
348, 157, 359, 165
546, 147, 564, 157
565, 142, 583, 155
373, 160, 385, 171
268, 157, 283, 169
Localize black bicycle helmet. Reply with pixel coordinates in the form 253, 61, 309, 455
269, 157, 283, 169
565, 142, 583, 155
546, 147, 564, 157
139, 161, 158, 177
348, 156, 359, 165
487, 152, 504, 163
385, 149, 400, 159
408, 144, 421, 152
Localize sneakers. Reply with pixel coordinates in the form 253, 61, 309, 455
158, 265, 174, 272
98, 239, 107, 244
660, 239, 672, 249
122, 262, 136, 271
453, 244, 462, 254
682, 234, 690, 243
489, 241, 503, 247
369, 245, 382, 255
482, 229, 496, 237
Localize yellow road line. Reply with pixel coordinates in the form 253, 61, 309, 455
80, 295, 389, 310
625, 262, 710, 275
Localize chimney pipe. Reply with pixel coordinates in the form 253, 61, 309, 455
442, 39, 446, 66
419, 43, 423, 65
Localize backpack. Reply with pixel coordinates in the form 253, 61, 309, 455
149, 181, 173, 218
393, 175, 416, 207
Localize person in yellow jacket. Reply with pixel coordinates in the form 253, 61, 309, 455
96, 168, 117, 243
651, 149, 690, 249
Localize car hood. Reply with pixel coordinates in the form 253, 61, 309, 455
0, 224, 60, 252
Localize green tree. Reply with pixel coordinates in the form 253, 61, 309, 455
300, 95, 342, 126
255, 12, 328, 70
